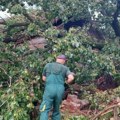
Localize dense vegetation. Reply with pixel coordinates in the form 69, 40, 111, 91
0, 0, 120, 119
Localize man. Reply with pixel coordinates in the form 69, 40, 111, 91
40, 54, 74, 120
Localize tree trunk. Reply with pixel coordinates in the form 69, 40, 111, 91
111, 1, 120, 37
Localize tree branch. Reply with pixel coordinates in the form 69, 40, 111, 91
91, 104, 120, 120
0, 66, 12, 87
4, 22, 29, 34
0, 100, 8, 108
111, 1, 120, 37
23, 12, 34, 22
8, 22, 29, 28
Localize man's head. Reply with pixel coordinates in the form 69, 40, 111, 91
56, 54, 67, 64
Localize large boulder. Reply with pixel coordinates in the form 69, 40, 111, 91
61, 94, 90, 115
28, 37, 47, 50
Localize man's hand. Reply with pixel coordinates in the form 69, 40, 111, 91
42, 76, 46, 81
66, 73, 74, 84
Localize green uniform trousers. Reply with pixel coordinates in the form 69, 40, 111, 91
40, 84, 64, 120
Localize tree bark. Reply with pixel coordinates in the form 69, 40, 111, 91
111, 1, 120, 37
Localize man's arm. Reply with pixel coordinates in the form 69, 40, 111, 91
42, 64, 48, 82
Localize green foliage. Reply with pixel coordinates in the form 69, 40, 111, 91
0, 26, 120, 119
27, 23, 39, 36
69, 115, 88, 120
0, 0, 120, 119
10, 4, 25, 14
45, 27, 119, 83
0, 42, 48, 119
0, 33, 5, 41
102, 40, 120, 77
40, 0, 90, 21
0, 0, 120, 39
0, 80, 32, 120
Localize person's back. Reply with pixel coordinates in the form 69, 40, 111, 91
44, 62, 70, 86
40, 55, 74, 120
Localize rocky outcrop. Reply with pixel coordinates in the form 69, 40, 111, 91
28, 37, 47, 50
61, 94, 90, 115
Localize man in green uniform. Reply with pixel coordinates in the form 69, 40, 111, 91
40, 54, 74, 120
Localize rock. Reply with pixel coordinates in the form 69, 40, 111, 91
67, 94, 78, 101
68, 95, 81, 104
61, 94, 90, 114
28, 37, 47, 50
79, 99, 90, 110
72, 83, 81, 92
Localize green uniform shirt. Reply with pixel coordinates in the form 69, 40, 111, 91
42, 62, 71, 85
